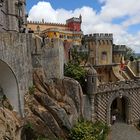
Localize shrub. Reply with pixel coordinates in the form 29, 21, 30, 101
69, 120, 109, 140
28, 85, 35, 95
64, 63, 86, 91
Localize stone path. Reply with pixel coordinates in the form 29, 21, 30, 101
110, 122, 140, 140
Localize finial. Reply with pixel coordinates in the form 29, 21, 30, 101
79, 14, 82, 23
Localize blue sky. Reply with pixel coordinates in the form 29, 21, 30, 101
26, 0, 102, 12
27, 0, 140, 52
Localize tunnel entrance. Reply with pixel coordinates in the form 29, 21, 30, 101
0, 60, 20, 113
111, 97, 129, 123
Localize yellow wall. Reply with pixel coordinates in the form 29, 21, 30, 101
43, 30, 82, 45
88, 40, 112, 65
27, 22, 82, 45
27, 23, 67, 32
113, 54, 124, 63
97, 40, 112, 65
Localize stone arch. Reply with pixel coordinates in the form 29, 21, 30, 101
106, 90, 132, 125
0, 59, 21, 114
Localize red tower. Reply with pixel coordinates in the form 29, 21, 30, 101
66, 15, 82, 32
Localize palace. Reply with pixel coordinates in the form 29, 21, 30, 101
1, 0, 140, 128
27, 15, 83, 46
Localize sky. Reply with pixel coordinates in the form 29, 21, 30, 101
26, 0, 140, 53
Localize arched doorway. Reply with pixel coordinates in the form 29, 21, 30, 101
111, 97, 129, 123
0, 60, 21, 113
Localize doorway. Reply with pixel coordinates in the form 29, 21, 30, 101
111, 97, 128, 123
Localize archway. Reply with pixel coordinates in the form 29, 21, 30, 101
0, 60, 21, 113
107, 92, 132, 125
111, 97, 129, 123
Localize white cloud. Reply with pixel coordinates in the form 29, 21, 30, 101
28, 1, 140, 52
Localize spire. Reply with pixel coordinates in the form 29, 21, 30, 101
79, 14, 82, 23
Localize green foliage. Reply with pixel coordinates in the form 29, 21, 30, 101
64, 63, 86, 89
25, 122, 33, 129
37, 137, 48, 140
28, 85, 35, 95
69, 120, 109, 140
124, 46, 135, 61
71, 47, 88, 65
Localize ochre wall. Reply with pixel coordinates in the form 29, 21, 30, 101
27, 23, 67, 32
97, 40, 112, 65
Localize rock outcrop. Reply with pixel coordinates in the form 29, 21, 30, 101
0, 108, 21, 140
24, 69, 84, 139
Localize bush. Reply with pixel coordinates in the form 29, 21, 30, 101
69, 120, 109, 140
64, 63, 86, 91
28, 85, 35, 95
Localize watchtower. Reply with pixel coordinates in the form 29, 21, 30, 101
66, 15, 82, 32
83, 33, 113, 65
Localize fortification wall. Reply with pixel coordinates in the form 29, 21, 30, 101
0, 32, 33, 116
93, 79, 140, 124
31, 35, 64, 81
83, 33, 113, 65
84, 33, 113, 41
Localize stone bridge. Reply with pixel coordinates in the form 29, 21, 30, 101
94, 79, 140, 125
0, 32, 64, 116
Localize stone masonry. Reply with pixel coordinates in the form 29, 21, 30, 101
0, 32, 64, 116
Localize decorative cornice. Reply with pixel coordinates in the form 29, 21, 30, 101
27, 21, 66, 27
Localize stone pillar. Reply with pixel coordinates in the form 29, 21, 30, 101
127, 104, 132, 124
90, 95, 95, 122
107, 107, 111, 126
95, 40, 98, 65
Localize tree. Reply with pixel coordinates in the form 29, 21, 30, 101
70, 47, 88, 66
64, 63, 86, 89
124, 46, 135, 61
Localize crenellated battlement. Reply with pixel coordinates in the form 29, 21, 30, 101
113, 44, 126, 53
97, 79, 140, 93
27, 21, 66, 27
84, 33, 113, 42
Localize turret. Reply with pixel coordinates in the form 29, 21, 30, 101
83, 33, 113, 65
87, 67, 98, 95
86, 66, 98, 122
66, 16, 82, 32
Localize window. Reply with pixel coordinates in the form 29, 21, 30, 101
101, 51, 107, 60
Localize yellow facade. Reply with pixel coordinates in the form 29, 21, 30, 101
27, 19, 83, 46
42, 28, 82, 45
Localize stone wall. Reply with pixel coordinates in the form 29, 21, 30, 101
92, 79, 140, 125
0, 0, 26, 32
32, 36, 64, 81
0, 32, 33, 116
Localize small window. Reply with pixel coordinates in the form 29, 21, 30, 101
92, 78, 94, 83
101, 51, 107, 60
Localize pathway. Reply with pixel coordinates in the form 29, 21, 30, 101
110, 122, 140, 140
